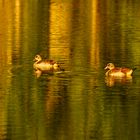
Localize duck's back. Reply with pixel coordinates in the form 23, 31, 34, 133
107, 67, 132, 77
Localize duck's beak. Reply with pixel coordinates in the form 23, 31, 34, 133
104, 66, 108, 70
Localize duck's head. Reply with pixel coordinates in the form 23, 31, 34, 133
33, 55, 42, 63
105, 63, 115, 70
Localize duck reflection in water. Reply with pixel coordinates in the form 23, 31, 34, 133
104, 63, 136, 87
33, 54, 62, 78
105, 76, 132, 87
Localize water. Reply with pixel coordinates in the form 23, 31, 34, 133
1, 0, 140, 140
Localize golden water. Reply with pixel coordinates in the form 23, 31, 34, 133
0, 0, 140, 140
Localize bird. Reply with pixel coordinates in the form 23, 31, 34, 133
104, 63, 136, 77
33, 54, 61, 77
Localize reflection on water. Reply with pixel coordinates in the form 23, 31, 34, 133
105, 76, 132, 87
1, 0, 140, 140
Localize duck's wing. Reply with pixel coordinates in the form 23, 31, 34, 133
111, 67, 122, 72
120, 68, 132, 73
43, 60, 57, 64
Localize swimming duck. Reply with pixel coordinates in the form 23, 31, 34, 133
104, 63, 135, 77
33, 54, 61, 77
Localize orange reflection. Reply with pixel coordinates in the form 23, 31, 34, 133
0, 1, 21, 139
105, 76, 132, 87
90, 0, 100, 69
49, 2, 71, 68
14, 0, 21, 56
45, 76, 64, 116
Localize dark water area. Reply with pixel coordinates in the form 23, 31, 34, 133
1, 0, 140, 140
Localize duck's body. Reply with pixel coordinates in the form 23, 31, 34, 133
104, 63, 134, 77
34, 60, 59, 71
33, 55, 61, 77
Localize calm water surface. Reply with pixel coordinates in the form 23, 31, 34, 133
1, 0, 140, 140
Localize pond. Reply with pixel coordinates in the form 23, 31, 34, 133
0, 0, 140, 140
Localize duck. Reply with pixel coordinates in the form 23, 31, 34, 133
33, 54, 61, 77
104, 63, 136, 77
